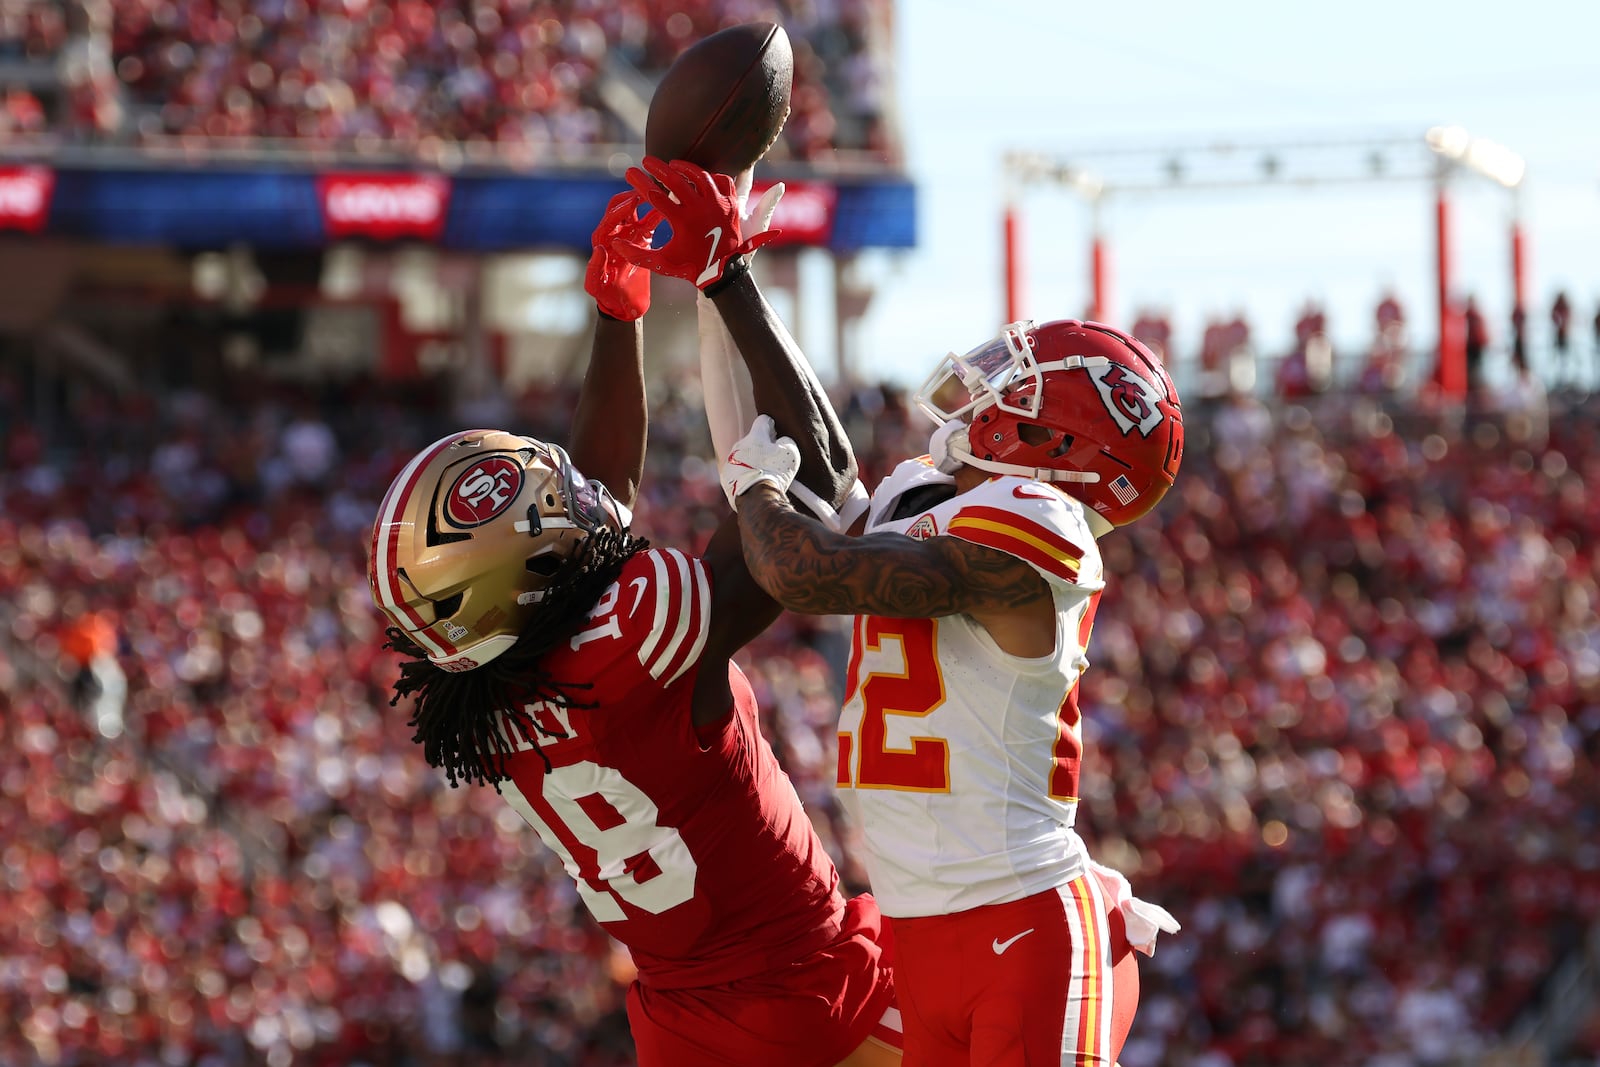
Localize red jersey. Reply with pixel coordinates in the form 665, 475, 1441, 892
494, 547, 847, 990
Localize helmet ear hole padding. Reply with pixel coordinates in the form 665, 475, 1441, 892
1016, 422, 1052, 446
525, 555, 564, 577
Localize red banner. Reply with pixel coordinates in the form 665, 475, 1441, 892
751, 179, 836, 247
317, 173, 451, 241
0, 167, 54, 233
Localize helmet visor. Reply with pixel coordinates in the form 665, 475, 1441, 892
914, 321, 1037, 425
545, 442, 629, 534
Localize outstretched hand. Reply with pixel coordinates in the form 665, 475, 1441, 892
612, 157, 783, 291
585, 190, 659, 321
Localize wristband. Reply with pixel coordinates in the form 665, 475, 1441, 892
701, 253, 752, 298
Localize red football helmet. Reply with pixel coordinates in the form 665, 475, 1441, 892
915, 319, 1183, 527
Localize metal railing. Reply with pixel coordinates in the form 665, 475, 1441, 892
0, 130, 905, 176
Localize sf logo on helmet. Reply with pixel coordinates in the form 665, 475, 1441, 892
1087, 361, 1165, 437
446, 456, 524, 527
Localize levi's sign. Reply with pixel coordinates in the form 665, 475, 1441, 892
317, 173, 451, 240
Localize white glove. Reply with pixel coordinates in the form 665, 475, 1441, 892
734, 168, 785, 241
721, 415, 801, 503
745, 181, 785, 239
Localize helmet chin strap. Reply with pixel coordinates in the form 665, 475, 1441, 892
939, 425, 1101, 485
929, 418, 967, 475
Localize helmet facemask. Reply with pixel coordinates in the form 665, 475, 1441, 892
917, 319, 1108, 486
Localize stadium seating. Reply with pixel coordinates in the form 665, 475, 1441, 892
2, 362, 1596, 1065
2, 0, 898, 164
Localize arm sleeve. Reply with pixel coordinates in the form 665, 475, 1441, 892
699, 293, 867, 530
697, 293, 759, 470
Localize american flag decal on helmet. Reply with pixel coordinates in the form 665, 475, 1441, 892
1109, 474, 1138, 505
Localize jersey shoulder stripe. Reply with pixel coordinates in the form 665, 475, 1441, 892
660, 558, 712, 685
629, 548, 711, 684
634, 549, 678, 669
947, 504, 1085, 586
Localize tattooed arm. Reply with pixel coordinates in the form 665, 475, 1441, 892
735, 483, 1052, 619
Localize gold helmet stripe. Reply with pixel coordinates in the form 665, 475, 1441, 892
371, 432, 469, 658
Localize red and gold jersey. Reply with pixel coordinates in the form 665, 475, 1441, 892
493, 547, 847, 989
839, 461, 1106, 918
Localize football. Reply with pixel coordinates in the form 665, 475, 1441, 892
643, 21, 794, 176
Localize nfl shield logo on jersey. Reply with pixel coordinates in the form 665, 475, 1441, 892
907, 514, 938, 541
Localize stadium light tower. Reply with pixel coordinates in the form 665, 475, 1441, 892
1003, 153, 1105, 323
1422, 125, 1527, 398
1005, 128, 1526, 401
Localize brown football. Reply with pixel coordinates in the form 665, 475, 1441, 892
643, 22, 794, 176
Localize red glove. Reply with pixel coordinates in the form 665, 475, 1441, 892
613, 156, 782, 292
585, 191, 659, 321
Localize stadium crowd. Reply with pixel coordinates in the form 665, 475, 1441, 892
2, 351, 1598, 1067
0, 0, 897, 163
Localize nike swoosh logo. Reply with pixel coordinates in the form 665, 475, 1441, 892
992, 928, 1035, 955
695, 226, 724, 286
627, 575, 650, 618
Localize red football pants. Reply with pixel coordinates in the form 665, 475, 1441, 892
886, 872, 1139, 1067
626, 894, 897, 1067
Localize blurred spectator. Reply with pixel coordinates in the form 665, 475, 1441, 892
1512, 303, 1528, 374
1552, 291, 1573, 380
57, 594, 126, 740
276, 406, 340, 492
1199, 315, 1256, 401
0, 0, 69, 62
1394, 966, 1479, 1066
1465, 295, 1490, 396
1362, 289, 1408, 394
8, 0, 900, 165
1, 84, 46, 135
1280, 299, 1333, 397
1131, 308, 1174, 365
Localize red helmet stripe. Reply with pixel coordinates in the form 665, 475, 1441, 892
372, 433, 462, 657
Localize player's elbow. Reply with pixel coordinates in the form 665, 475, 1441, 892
834, 453, 859, 508
819, 451, 857, 514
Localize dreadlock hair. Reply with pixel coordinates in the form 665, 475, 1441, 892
384, 526, 650, 791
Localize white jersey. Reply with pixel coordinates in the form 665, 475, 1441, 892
837, 457, 1107, 918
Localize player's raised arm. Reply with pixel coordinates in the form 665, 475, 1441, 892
568, 191, 659, 510
612, 157, 858, 516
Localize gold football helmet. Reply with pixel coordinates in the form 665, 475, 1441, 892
368, 429, 629, 673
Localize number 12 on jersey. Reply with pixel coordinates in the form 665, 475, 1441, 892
837, 616, 951, 792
